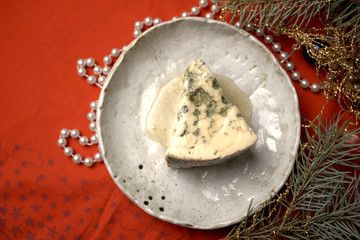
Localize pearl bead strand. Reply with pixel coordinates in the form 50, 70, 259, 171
240, 23, 322, 93
57, 100, 103, 167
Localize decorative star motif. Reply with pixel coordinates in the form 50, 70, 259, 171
23, 215, 35, 227
21, 160, 29, 168
105, 229, 113, 236
41, 194, 48, 200
31, 204, 40, 212
78, 218, 84, 225
93, 223, 99, 230
64, 224, 73, 233
24, 232, 36, 240
111, 201, 118, 208
14, 169, 20, 176
28, 189, 36, 196
20, 194, 27, 202
14, 145, 21, 152
38, 222, 45, 229
48, 159, 55, 166
0, 216, 7, 229
109, 217, 117, 225
9, 206, 23, 220
45, 214, 54, 222
84, 207, 91, 214
63, 195, 71, 202
81, 180, 89, 186
49, 202, 56, 209
63, 209, 71, 218
160, 232, 169, 239
135, 212, 141, 220
47, 226, 57, 238
0, 205, 9, 215
10, 224, 22, 237
1, 192, 10, 201
118, 234, 125, 240
4, 180, 10, 188
137, 233, 144, 240
60, 175, 68, 183
97, 208, 104, 214
37, 174, 45, 181
128, 200, 134, 206
17, 181, 24, 188
84, 195, 91, 202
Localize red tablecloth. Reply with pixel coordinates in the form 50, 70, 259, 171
0, 0, 342, 239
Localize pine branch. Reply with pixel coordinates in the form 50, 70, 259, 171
224, 116, 360, 239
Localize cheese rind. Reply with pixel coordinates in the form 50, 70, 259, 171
165, 59, 257, 168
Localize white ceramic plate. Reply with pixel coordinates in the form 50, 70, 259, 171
97, 18, 300, 229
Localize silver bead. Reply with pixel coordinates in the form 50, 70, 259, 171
87, 112, 96, 121
57, 138, 67, 147
255, 28, 264, 37
64, 147, 73, 157
291, 71, 301, 81
144, 17, 152, 26
73, 154, 82, 164
90, 134, 98, 144
89, 122, 97, 131
272, 43, 282, 52
103, 55, 112, 65
300, 79, 309, 88
191, 6, 200, 15
310, 83, 321, 93
111, 48, 120, 58
94, 152, 103, 162
98, 76, 106, 85
87, 75, 97, 85
85, 58, 95, 67
90, 101, 97, 111
211, 4, 220, 14
173, 16, 179, 20
348, 74, 355, 82
353, 83, 360, 90
79, 136, 89, 146
93, 66, 102, 75
264, 35, 273, 44
205, 12, 214, 19
235, 21, 242, 28
279, 52, 288, 61
245, 23, 254, 32
134, 21, 143, 30
102, 66, 111, 76
153, 18, 162, 26
133, 29, 141, 38
84, 157, 94, 167
199, 0, 208, 8
182, 11, 190, 18
122, 46, 127, 52
285, 62, 295, 71
77, 59, 86, 68
70, 129, 80, 138
77, 67, 86, 77
60, 128, 70, 138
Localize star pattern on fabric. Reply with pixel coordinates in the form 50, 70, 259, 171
135, 212, 141, 220
1, 192, 10, 201
84, 207, 91, 214
28, 189, 36, 196
45, 214, 54, 222
0, 216, 7, 229
37, 174, 45, 181
84, 195, 91, 202
41, 194, 48, 200
4, 180, 10, 188
20, 194, 27, 202
38, 222, 45, 229
14, 144, 21, 152
97, 208, 104, 214
78, 218, 84, 225
24, 232, 36, 240
31, 204, 40, 212
48, 159, 55, 166
105, 229, 113, 236
64, 224, 73, 233
23, 215, 35, 227
10, 224, 23, 237
47, 226, 57, 238
137, 232, 144, 240
60, 175, 68, 183
21, 160, 29, 168
17, 181, 24, 188
160, 232, 169, 239
14, 168, 20, 175
49, 202, 56, 209
63, 209, 71, 218
9, 206, 23, 220
0, 205, 9, 215
93, 224, 99, 230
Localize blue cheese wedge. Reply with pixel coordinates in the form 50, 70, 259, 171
166, 58, 257, 168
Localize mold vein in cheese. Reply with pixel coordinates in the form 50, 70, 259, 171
165, 58, 257, 168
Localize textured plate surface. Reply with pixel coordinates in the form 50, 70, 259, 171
97, 17, 300, 229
